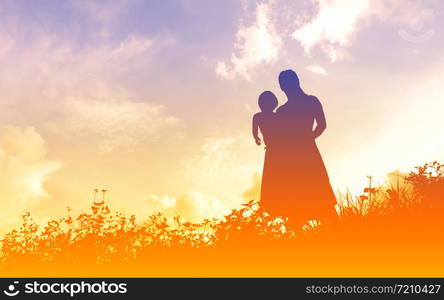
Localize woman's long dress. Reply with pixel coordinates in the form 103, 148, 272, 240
260, 94, 336, 225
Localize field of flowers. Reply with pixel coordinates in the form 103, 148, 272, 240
1, 162, 443, 277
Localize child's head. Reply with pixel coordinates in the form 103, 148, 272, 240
258, 91, 278, 112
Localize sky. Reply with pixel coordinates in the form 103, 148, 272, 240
1, 0, 444, 232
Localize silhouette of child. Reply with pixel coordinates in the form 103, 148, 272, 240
252, 91, 278, 147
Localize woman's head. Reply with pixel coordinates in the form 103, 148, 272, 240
258, 91, 278, 112
279, 69, 301, 94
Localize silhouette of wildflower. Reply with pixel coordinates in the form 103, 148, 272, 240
1, 162, 443, 275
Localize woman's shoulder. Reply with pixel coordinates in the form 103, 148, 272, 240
305, 94, 319, 101
305, 94, 322, 107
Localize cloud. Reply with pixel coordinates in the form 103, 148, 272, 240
217, 0, 432, 68
0, 126, 60, 228
306, 64, 328, 75
71, 0, 130, 39
192, 136, 238, 175
216, 3, 282, 80
0, 33, 164, 89
147, 191, 228, 222
72, 0, 128, 21
45, 96, 179, 152
186, 135, 260, 182
0, 7, 183, 232
291, 0, 371, 62
0, 7, 175, 94
0, 24, 178, 153
183, 134, 263, 209
328, 57, 444, 195
290, 0, 426, 62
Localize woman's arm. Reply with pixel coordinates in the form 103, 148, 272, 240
312, 97, 327, 139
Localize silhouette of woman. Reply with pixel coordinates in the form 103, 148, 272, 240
260, 70, 336, 226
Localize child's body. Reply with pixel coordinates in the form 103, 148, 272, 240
252, 91, 278, 147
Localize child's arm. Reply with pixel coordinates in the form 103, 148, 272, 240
252, 114, 261, 145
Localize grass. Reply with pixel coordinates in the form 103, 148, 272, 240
1, 162, 443, 277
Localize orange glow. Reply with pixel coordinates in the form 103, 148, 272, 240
1, 162, 443, 277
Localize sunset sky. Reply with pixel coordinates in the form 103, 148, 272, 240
1, 0, 444, 232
